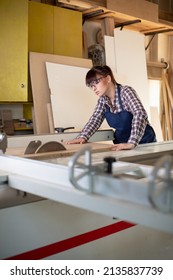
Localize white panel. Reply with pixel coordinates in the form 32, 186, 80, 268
104, 35, 124, 85
114, 29, 150, 116
46, 62, 109, 130
104, 35, 116, 73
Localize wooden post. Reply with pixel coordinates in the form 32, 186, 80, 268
162, 73, 172, 140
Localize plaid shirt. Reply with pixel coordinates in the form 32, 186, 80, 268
79, 84, 149, 146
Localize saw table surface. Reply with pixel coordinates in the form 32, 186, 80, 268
1, 141, 173, 235
5, 139, 173, 166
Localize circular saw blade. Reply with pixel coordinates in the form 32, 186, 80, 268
24, 140, 42, 154
36, 141, 66, 153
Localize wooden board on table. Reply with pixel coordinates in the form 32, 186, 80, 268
29, 52, 92, 134
6, 142, 112, 160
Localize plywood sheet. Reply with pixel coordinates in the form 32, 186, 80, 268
46, 62, 109, 131
29, 52, 92, 134
104, 35, 116, 73
104, 35, 126, 85
105, 30, 150, 117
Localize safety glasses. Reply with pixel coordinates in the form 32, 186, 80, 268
86, 76, 105, 89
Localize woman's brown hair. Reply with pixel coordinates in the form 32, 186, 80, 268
86, 65, 116, 86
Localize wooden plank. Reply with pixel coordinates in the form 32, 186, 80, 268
163, 72, 173, 109
82, 7, 173, 35
47, 103, 55, 134
58, 0, 106, 9
159, 81, 166, 140
29, 52, 92, 134
6, 142, 112, 159
162, 77, 172, 140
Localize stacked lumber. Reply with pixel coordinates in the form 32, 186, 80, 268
160, 71, 173, 140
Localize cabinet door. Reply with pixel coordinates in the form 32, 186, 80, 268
0, 0, 28, 102
28, 1, 54, 54
54, 7, 82, 57
28, 2, 82, 57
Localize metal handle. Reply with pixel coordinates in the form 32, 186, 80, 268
68, 146, 95, 193
55, 127, 75, 133
148, 155, 173, 213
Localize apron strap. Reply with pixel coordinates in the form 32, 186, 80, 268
105, 83, 123, 112
117, 84, 124, 110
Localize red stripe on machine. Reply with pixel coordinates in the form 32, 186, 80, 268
5, 221, 135, 260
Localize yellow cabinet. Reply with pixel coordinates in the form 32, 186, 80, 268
0, 1, 82, 102
28, 2, 54, 54
0, 0, 28, 102
53, 6, 82, 57
28, 2, 82, 57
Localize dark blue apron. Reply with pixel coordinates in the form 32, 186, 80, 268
104, 84, 156, 144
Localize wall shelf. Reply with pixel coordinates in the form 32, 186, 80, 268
56, 0, 173, 35
82, 7, 173, 35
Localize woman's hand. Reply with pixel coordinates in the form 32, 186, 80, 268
111, 143, 135, 151
66, 138, 87, 144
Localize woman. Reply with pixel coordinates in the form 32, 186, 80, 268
67, 65, 156, 151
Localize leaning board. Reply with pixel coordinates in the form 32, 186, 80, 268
29, 52, 92, 134
105, 29, 149, 117
46, 62, 109, 130
114, 29, 149, 115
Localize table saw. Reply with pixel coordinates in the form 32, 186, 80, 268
0, 130, 173, 260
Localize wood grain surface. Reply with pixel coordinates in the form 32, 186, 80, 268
6, 142, 112, 160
